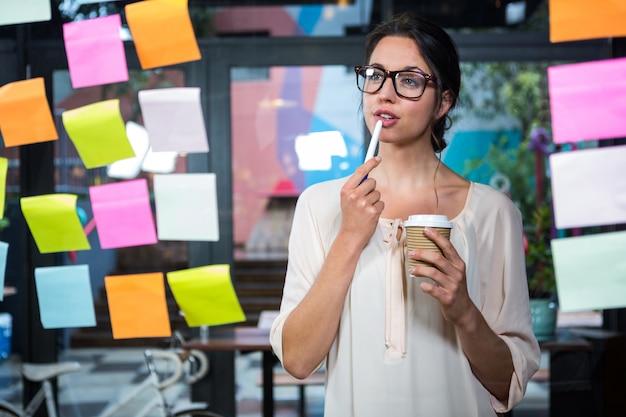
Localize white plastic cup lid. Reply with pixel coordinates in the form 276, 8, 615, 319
404, 214, 453, 228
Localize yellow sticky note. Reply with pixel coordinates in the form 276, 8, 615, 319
20, 194, 90, 253
549, 0, 626, 43
125, 0, 201, 69
0, 157, 7, 218
61, 99, 135, 168
167, 264, 246, 327
105, 273, 172, 339
0, 78, 58, 147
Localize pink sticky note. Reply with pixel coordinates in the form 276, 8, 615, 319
89, 178, 157, 249
548, 58, 626, 144
63, 14, 129, 89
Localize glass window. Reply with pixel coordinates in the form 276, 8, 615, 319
50, 68, 190, 300
231, 65, 364, 258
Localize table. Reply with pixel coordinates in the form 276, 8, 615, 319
536, 327, 626, 417
183, 326, 276, 417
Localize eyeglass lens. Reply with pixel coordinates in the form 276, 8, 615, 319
356, 67, 428, 99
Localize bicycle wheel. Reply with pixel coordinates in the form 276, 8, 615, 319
0, 401, 21, 417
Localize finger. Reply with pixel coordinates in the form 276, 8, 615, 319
424, 227, 460, 262
349, 156, 381, 187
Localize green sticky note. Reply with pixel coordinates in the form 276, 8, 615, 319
20, 194, 90, 253
552, 230, 626, 312
167, 264, 246, 327
61, 99, 135, 168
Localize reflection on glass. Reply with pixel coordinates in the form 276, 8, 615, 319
231, 65, 363, 257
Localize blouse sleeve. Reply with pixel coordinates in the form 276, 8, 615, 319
269, 181, 341, 364
464, 184, 541, 412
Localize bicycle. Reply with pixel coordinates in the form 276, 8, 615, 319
0, 344, 225, 417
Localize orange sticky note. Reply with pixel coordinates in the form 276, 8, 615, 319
125, 0, 201, 69
0, 78, 58, 147
549, 0, 626, 43
104, 273, 172, 339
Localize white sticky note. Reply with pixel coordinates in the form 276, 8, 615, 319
0, 241, 8, 302
0, 0, 51, 26
138, 88, 209, 153
552, 231, 626, 312
550, 145, 626, 230
153, 173, 219, 241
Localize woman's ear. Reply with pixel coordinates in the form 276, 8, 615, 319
436, 90, 454, 119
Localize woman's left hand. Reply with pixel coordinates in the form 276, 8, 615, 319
408, 227, 474, 327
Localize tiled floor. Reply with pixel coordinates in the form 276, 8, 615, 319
0, 347, 546, 417
0, 348, 323, 417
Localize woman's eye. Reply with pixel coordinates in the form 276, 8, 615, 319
401, 75, 421, 88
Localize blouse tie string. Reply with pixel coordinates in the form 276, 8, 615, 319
383, 218, 407, 360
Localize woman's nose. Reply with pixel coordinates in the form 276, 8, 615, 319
377, 77, 396, 101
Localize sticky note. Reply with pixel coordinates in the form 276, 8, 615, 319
0, 241, 8, 302
0, 78, 58, 147
552, 231, 626, 312
107, 121, 150, 179
0, 0, 51, 26
550, 145, 626, 230
105, 273, 172, 339
63, 14, 129, 88
153, 173, 219, 241
0, 157, 7, 218
138, 88, 209, 153
167, 264, 245, 327
61, 99, 135, 168
125, 0, 201, 69
548, 58, 626, 144
549, 0, 626, 43
89, 178, 158, 249
34, 265, 96, 329
20, 194, 91, 253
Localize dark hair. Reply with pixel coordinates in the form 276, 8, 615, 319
364, 13, 461, 152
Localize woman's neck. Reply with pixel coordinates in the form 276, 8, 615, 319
371, 142, 443, 190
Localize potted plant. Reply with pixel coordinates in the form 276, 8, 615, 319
476, 131, 558, 340
458, 62, 559, 339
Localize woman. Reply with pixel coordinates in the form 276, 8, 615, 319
270, 13, 540, 417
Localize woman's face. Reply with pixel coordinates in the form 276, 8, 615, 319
363, 35, 446, 146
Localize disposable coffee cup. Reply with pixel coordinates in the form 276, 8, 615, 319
405, 214, 453, 268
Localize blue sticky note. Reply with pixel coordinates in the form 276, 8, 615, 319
34, 265, 96, 329
0, 241, 8, 302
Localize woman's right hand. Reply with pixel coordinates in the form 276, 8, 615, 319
339, 156, 384, 249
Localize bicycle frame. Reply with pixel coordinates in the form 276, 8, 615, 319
98, 349, 183, 417
0, 346, 208, 417
96, 372, 165, 417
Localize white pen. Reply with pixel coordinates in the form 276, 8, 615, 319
360, 120, 383, 184
364, 120, 383, 162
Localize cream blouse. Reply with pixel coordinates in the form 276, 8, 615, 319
270, 179, 541, 417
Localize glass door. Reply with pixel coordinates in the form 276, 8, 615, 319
231, 64, 364, 259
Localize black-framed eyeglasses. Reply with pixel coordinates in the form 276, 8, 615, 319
354, 65, 436, 99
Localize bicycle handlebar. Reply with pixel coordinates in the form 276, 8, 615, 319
182, 349, 209, 385
144, 349, 184, 390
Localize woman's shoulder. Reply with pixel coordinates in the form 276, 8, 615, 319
299, 176, 348, 200
462, 182, 521, 220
